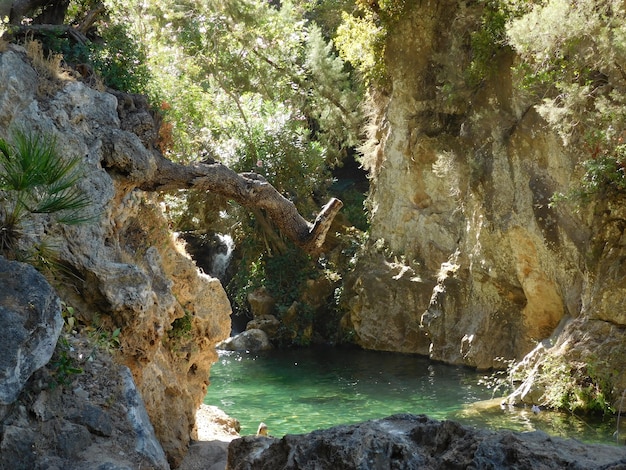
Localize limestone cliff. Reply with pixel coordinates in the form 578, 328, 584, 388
345, 1, 625, 407
0, 44, 231, 466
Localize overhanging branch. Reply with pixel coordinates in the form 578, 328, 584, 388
137, 155, 342, 254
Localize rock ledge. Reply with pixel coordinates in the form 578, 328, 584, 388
227, 414, 626, 470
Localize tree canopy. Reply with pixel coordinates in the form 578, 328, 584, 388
1, 0, 368, 255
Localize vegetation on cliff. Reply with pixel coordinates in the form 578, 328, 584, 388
0, 129, 92, 262
2, 0, 625, 419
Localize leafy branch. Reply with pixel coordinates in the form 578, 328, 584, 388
0, 129, 93, 256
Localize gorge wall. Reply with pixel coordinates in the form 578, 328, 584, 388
344, 1, 626, 405
0, 44, 231, 466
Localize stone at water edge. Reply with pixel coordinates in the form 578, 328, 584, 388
227, 414, 626, 470
217, 329, 273, 352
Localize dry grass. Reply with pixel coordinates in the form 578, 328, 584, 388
0, 37, 8, 53
25, 38, 63, 79
23, 37, 73, 95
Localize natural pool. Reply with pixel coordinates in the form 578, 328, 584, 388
204, 346, 620, 444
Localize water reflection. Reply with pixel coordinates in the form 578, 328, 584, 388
205, 346, 619, 444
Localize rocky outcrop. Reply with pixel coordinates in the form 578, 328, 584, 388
0, 257, 62, 406
0, 259, 169, 469
227, 414, 626, 470
0, 44, 232, 466
344, 0, 626, 401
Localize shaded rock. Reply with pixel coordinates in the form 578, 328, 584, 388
246, 315, 280, 337
227, 414, 626, 470
0, 256, 63, 405
0, 425, 38, 470
56, 421, 93, 459
0, 330, 172, 470
119, 366, 169, 469
68, 403, 114, 437
247, 288, 276, 317
217, 329, 273, 352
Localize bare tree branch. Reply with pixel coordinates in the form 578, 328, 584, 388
137, 155, 343, 255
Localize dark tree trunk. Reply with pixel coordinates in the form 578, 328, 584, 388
9, 0, 68, 24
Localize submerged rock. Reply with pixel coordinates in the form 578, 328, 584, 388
227, 414, 626, 470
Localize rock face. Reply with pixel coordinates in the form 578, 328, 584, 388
227, 414, 626, 470
0, 44, 231, 466
344, 0, 626, 398
0, 257, 62, 405
0, 257, 171, 468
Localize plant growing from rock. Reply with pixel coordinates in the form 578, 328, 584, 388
49, 336, 84, 389
0, 129, 92, 259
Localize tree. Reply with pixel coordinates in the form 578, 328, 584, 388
134, 153, 343, 255
506, 0, 626, 199
2, 0, 352, 254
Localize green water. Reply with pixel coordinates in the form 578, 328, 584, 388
204, 347, 621, 444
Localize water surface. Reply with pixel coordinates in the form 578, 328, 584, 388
204, 346, 620, 444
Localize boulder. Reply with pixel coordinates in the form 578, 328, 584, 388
227, 414, 626, 470
0, 256, 63, 405
246, 288, 276, 317
246, 314, 280, 337
0, 330, 170, 470
217, 329, 273, 352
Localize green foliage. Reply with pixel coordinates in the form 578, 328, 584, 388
88, 326, 121, 354
49, 336, 84, 388
169, 310, 194, 341
465, 1, 510, 87
228, 244, 317, 317
90, 24, 152, 95
130, 0, 361, 166
355, 0, 408, 23
11, 12, 152, 97
507, 0, 626, 142
335, 10, 386, 87
532, 354, 615, 415
551, 143, 626, 204
505, 0, 626, 203
334, 0, 409, 87
0, 129, 92, 256
336, 186, 369, 231
297, 0, 356, 39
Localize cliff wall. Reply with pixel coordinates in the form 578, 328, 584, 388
0, 44, 231, 466
345, 1, 626, 405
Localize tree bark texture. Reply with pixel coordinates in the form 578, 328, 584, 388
137, 155, 343, 255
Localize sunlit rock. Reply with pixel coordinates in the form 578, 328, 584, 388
218, 329, 273, 352
345, 1, 626, 387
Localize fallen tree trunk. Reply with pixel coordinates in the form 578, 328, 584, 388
137, 154, 343, 255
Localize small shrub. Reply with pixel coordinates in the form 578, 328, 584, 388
537, 354, 614, 415
0, 129, 93, 257
169, 310, 193, 341
49, 336, 83, 388
88, 326, 121, 354
551, 143, 626, 204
